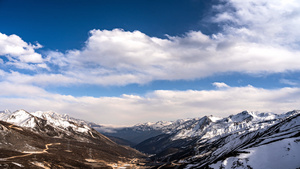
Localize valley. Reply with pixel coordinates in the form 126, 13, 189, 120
1, 109, 300, 168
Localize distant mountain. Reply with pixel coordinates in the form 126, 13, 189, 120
98, 123, 165, 145
105, 135, 136, 147
100, 110, 300, 169
0, 109, 145, 168
98, 118, 204, 145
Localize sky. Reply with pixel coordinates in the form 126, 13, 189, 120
1, 0, 300, 125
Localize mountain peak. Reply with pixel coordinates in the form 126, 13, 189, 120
0, 109, 11, 114
205, 115, 222, 123
0, 109, 98, 141
229, 110, 253, 122
228, 110, 279, 123
285, 110, 300, 117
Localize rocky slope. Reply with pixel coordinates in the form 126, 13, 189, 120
0, 110, 146, 168
100, 110, 300, 169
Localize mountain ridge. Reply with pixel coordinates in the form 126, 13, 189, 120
1, 109, 299, 168
0, 109, 146, 168
97, 110, 300, 168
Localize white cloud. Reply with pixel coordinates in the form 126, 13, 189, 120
0, 82, 50, 97
2, 71, 78, 86
46, 51, 68, 67
1, 0, 300, 86
280, 79, 298, 86
1, 0, 300, 125
213, 0, 300, 46
1, 82, 300, 125
0, 69, 5, 76
212, 82, 230, 88
0, 33, 43, 62
41, 26, 300, 86
0, 33, 44, 71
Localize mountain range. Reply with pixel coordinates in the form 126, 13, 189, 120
99, 110, 300, 169
1, 109, 299, 169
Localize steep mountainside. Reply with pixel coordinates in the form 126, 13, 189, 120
0, 109, 109, 143
100, 110, 300, 169
184, 111, 300, 169
0, 110, 145, 168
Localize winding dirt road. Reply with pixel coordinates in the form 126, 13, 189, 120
8, 124, 23, 131
1, 143, 61, 160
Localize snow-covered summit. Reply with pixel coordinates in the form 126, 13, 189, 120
108, 110, 281, 142
228, 110, 277, 123
132, 110, 300, 168
127, 115, 222, 134
132, 120, 174, 131
101, 110, 300, 149
0, 109, 11, 114
0, 109, 35, 128
0, 110, 103, 142
171, 110, 297, 141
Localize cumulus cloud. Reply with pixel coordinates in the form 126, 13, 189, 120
213, 0, 300, 46
45, 0, 299, 86
1, 82, 300, 125
0, 33, 43, 62
1, 0, 300, 86
42, 27, 300, 86
0, 32, 45, 71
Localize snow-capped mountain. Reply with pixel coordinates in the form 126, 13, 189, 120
100, 110, 300, 168
191, 110, 300, 169
1, 109, 299, 168
171, 111, 278, 141
98, 117, 211, 145
0, 109, 99, 130
103, 110, 291, 145
0, 109, 113, 143
0, 109, 145, 168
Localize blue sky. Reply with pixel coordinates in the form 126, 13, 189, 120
1, 0, 300, 125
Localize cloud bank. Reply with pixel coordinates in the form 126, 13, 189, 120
0, 82, 299, 125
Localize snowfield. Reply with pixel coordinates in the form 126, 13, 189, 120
209, 137, 300, 169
